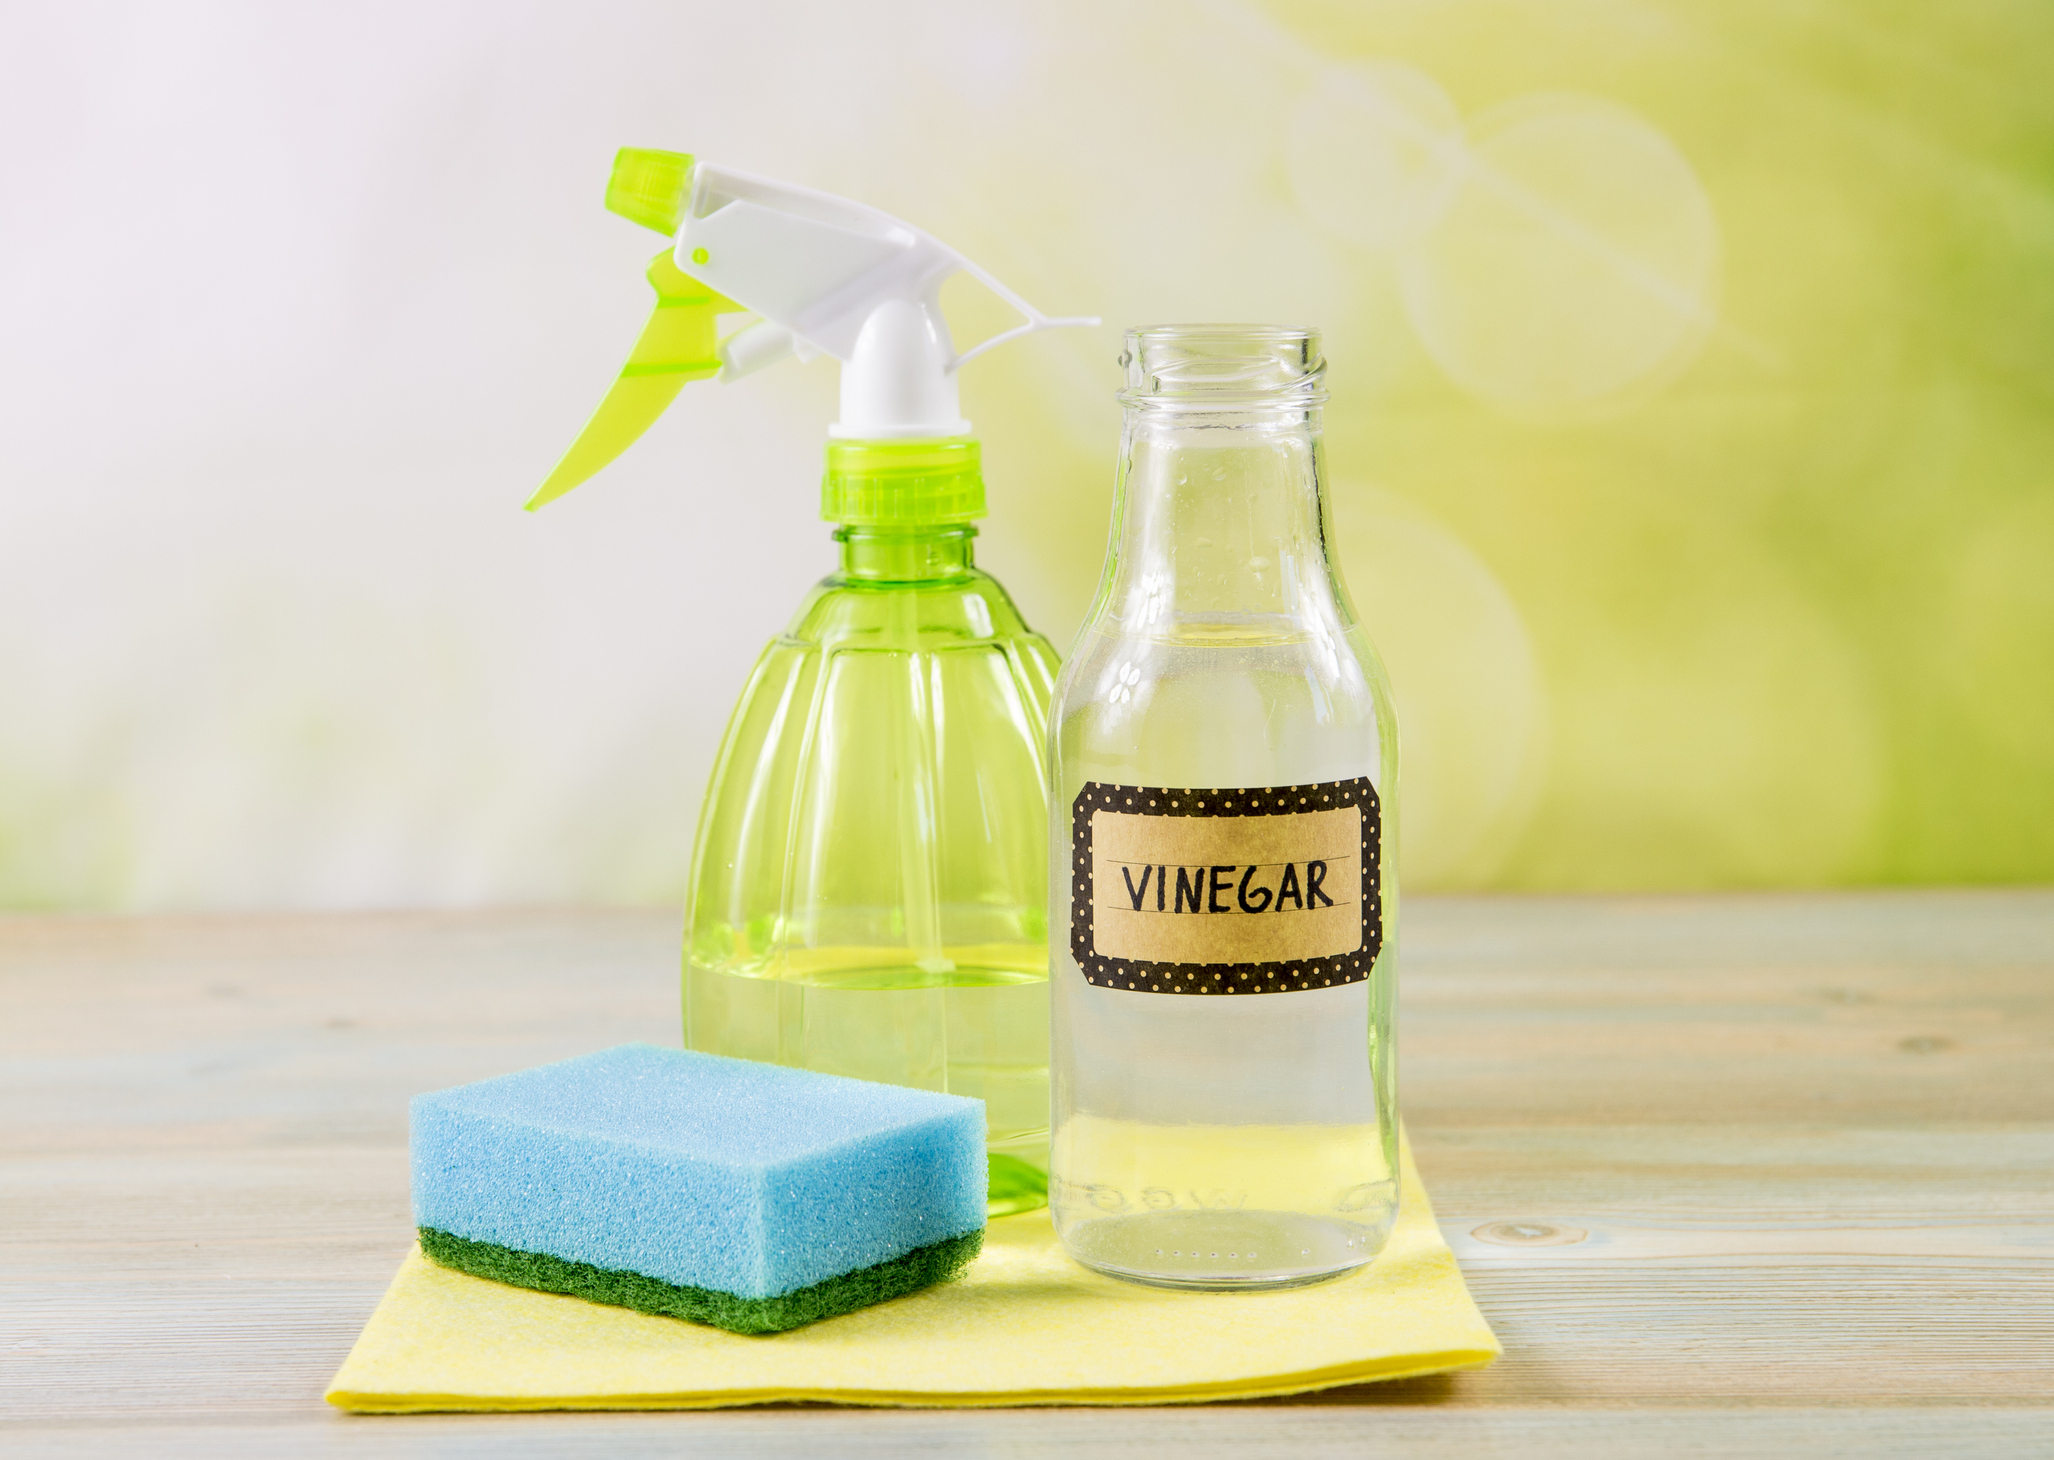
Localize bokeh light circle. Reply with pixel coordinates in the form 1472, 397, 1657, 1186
1398, 92, 1719, 416
1334, 487, 1546, 885
1286, 63, 1466, 252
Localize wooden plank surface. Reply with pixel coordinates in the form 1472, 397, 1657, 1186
2, 894, 2050, 1456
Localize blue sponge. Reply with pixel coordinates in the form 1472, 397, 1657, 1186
410, 1044, 987, 1332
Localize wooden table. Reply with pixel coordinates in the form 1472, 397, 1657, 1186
4, 894, 2050, 1456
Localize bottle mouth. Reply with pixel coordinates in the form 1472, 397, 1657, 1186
1118, 325, 1328, 406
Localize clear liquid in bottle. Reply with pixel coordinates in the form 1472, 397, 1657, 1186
1048, 326, 1400, 1288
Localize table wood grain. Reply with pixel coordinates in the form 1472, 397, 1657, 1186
3, 893, 2050, 1456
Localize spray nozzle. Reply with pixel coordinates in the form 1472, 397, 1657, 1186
604, 147, 695, 235
528, 147, 1097, 511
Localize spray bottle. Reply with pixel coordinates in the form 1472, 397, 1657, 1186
532, 149, 1094, 1215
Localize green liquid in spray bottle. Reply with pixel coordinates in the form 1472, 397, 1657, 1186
685, 491, 1060, 1215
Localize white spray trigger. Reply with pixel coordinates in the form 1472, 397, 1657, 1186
674, 162, 1096, 437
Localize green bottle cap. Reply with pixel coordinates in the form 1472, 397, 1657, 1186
606, 148, 694, 235
821, 438, 985, 526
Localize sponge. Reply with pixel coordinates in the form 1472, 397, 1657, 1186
410, 1044, 987, 1334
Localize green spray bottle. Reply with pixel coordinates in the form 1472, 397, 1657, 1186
532, 150, 1094, 1214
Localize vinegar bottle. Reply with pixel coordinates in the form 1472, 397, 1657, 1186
1048, 325, 1400, 1287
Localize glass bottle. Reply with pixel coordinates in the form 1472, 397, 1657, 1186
1048, 326, 1400, 1287
684, 440, 1059, 1216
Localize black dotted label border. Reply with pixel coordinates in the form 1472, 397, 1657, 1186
1070, 778, 1382, 995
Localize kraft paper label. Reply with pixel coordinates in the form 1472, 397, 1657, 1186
1069, 778, 1383, 995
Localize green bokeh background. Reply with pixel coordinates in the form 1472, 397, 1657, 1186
1, 1, 2047, 905
958, 0, 2054, 889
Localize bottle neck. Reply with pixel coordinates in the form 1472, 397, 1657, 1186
834, 523, 978, 582
1092, 404, 1348, 631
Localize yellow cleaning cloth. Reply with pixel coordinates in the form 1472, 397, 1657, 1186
327, 1136, 1496, 1411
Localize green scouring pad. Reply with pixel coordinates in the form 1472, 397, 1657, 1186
418, 1226, 984, 1336
410, 1045, 989, 1334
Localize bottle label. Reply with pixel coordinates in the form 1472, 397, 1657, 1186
1069, 778, 1383, 994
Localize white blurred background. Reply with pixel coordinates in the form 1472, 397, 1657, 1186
3, 1, 1570, 908
53, 0, 2020, 906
